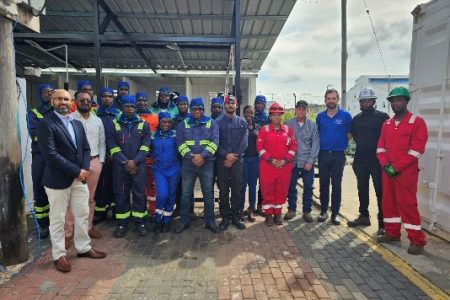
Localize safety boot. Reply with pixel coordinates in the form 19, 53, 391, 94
407, 244, 424, 255
347, 215, 371, 227
376, 234, 400, 243
284, 210, 296, 220
264, 215, 274, 226
274, 214, 283, 225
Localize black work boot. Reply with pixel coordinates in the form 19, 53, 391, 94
273, 214, 283, 226
153, 222, 162, 234
39, 226, 50, 239
376, 234, 400, 243
347, 215, 371, 227
114, 224, 128, 238
136, 223, 148, 236
93, 213, 107, 225
162, 223, 171, 233
407, 244, 424, 255
232, 216, 246, 230
219, 218, 230, 231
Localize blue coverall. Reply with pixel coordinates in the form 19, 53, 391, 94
151, 129, 181, 224
107, 114, 151, 225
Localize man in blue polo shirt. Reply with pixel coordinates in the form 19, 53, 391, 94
316, 89, 352, 225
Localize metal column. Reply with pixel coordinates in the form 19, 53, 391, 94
234, 0, 241, 115
93, 0, 102, 90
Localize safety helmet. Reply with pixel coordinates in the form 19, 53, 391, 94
387, 86, 410, 101
158, 86, 170, 95
268, 103, 284, 114
190, 97, 205, 110
358, 88, 377, 101
254, 95, 267, 105
224, 94, 238, 105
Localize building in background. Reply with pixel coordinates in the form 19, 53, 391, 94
346, 75, 409, 116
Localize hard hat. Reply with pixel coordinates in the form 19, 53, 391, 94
268, 103, 284, 114
190, 97, 205, 110
135, 91, 148, 101
387, 86, 410, 101
358, 88, 377, 101
224, 94, 238, 105
121, 95, 136, 106
254, 95, 267, 105
158, 86, 170, 95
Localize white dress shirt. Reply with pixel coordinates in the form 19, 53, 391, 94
71, 110, 106, 162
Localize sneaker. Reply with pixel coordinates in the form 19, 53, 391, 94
407, 244, 424, 255
274, 214, 283, 226
376, 234, 400, 243
331, 214, 341, 225
264, 215, 274, 226
284, 210, 296, 220
347, 215, 371, 227
317, 212, 328, 222
303, 213, 313, 223
114, 225, 128, 238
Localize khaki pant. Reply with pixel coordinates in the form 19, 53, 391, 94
65, 157, 103, 237
45, 179, 91, 260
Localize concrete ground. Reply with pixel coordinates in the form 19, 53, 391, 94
0, 165, 447, 299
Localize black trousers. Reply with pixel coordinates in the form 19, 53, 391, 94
217, 160, 243, 219
352, 160, 383, 224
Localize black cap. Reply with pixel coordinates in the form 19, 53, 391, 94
296, 100, 308, 108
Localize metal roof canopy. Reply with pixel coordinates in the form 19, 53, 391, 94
13, 0, 295, 98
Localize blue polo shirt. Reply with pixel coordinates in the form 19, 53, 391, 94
316, 108, 352, 151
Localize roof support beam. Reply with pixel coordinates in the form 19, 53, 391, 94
97, 0, 157, 73
14, 32, 237, 43
45, 11, 288, 21
234, 0, 241, 115
93, 0, 102, 90
99, 14, 112, 34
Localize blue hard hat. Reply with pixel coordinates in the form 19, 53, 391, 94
77, 80, 92, 92
121, 95, 136, 106
158, 111, 172, 122
190, 97, 205, 110
254, 95, 267, 105
177, 95, 189, 104
135, 91, 148, 101
159, 86, 170, 94
211, 97, 224, 107
99, 87, 113, 96
38, 83, 54, 103
118, 80, 130, 90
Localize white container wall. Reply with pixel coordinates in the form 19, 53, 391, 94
410, 0, 450, 241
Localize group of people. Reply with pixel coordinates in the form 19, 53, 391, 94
28, 80, 428, 273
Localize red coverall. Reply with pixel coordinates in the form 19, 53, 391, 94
376, 112, 428, 246
257, 124, 297, 215
140, 113, 159, 215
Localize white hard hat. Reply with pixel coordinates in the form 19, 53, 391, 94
358, 88, 377, 101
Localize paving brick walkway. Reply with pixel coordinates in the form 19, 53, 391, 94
0, 204, 430, 299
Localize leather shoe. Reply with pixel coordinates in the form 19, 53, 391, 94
136, 223, 148, 236
77, 248, 107, 259
40, 226, 50, 239
88, 228, 103, 239
54, 256, 71, 273
174, 223, 189, 234
232, 217, 246, 230
219, 218, 230, 231
114, 224, 128, 238
205, 223, 220, 233
331, 214, 341, 225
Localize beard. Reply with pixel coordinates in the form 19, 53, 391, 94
77, 106, 90, 113
326, 102, 337, 109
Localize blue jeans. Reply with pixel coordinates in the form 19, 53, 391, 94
287, 166, 314, 213
240, 156, 259, 211
180, 160, 215, 226
318, 151, 346, 215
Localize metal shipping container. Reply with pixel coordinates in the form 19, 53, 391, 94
410, 0, 450, 241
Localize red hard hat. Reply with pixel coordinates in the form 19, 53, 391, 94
269, 103, 284, 114
224, 94, 238, 105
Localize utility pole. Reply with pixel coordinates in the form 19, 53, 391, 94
341, 0, 347, 109
0, 13, 29, 265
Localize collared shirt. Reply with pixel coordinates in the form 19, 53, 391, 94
217, 114, 248, 159
351, 108, 389, 164
316, 108, 352, 151
285, 118, 320, 167
71, 110, 106, 162
54, 111, 77, 148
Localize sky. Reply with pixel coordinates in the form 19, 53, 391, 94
256, 0, 423, 106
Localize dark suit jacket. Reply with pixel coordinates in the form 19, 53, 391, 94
37, 112, 91, 189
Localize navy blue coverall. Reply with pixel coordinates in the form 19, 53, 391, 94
107, 115, 151, 225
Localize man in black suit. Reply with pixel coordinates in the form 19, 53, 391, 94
38, 89, 106, 273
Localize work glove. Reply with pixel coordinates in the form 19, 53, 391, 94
383, 164, 399, 177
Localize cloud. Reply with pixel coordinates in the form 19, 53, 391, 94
256, 0, 420, 103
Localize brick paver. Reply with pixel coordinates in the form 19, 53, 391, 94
0, 200, 432, 300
